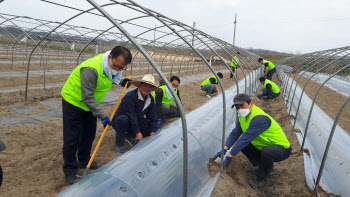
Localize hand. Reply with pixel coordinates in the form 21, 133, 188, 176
119, 78, 132, 88
101, 116, 111, 128
258, 94, 263, 98
223, 156, 232, 169
135, 132, 143, 142
150, 132, 156, 136
157, 119, 163, 128
212, 149, 227, 160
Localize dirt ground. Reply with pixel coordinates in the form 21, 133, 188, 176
0, 71, 241, 197
211, 75, 338, 197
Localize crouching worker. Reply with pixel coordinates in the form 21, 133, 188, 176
61, 46, 132, 185
112, 74, 162, 154
152, 76, 182, 122
257, 77, 280, 100
201, 72, 223, 98
212, 93, 291, 189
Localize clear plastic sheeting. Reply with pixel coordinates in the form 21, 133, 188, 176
56, 71, 260, 197
281, 72, 350, 196
300, 71, 350, 97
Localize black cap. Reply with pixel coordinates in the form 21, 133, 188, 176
217, 72, 223, 78
232, 93, 251, 107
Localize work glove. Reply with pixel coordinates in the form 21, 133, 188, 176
212, 149, 227, 160
101, 116, 111, 128
223, 156, 232, 169
157, 119, 163, 128
119, 78, 132, 88
258, 94, 263, 98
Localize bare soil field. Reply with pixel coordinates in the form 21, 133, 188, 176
0, 71, 242, 196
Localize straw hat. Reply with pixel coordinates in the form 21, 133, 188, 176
131, 74, 162, 92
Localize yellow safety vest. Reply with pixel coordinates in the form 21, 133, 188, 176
264, 79, 280, 94
230, 56, 239, 68
264, 60, 275, 71
61, 54, 112, 111
152, 85, 178, 106
239, 105, 290, 150
201, 76, 217, 87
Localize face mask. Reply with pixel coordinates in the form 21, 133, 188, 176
238, 105, 251, 118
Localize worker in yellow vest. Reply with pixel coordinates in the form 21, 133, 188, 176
257, 77, 280, 100
152, 76, 181, 124
258, 58, 276, 80
230, 52, 240, 80
201, 72, 223, 98
212, 94, 291, 189
61, 46, 132, 185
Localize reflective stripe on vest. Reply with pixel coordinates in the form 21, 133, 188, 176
264, 79, 280, 94
264, 60, 275, 71
239, 105, 290, 150
152, 85, 178, 106
61, 54, 112, 111
201, 76, 217, 86
230, 56, 239, 68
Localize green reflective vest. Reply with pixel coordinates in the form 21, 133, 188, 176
264, 60, 275, 71
152, 85, 178, 106
230, 56, 239, 68
264, 79, 280, 94
61, 54, 112, 111
239, 105, 290, 150
201, 76, 217, 87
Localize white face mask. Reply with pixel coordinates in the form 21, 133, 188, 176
238, 105, 251, 118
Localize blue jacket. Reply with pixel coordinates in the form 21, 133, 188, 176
114, 88, 158, 135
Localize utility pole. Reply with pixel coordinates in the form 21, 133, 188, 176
233, 13, 237, 46
192, 21, 196, 46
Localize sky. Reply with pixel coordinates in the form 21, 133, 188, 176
0, 0, 349, 54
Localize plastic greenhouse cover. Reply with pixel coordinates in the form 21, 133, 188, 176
56, 70, 260, 197
280, 72, 350, 196
300, 71, 350, 97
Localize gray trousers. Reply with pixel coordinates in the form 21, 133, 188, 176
160, 104, 180, 119
201, 84, 217, 95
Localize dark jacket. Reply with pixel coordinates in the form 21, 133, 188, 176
114, 88, 158, 135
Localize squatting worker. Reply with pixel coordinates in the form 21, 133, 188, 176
258, 77, 280, 100
212, 93, 291, 189
61, 46, 132, 185
152, 76, 182, 125
258, 58, 276, 80
230, 52, 240, 80
112, 74, 161, 154
201, 72, 223, 98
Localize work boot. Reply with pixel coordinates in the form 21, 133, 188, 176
65, 175, 80, 185
125, 137, 137, 146
79, 162, 101, 170
265, 95, 274, 100
206, 94, 212, 98
116, 146, 126, 154
249, 177, 269, 189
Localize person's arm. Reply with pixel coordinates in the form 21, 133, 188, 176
224, 121, 243, 150
155, 90, 163, 119
209, 77, 219, 93
264, 62, 269, 75
81, 67, 107, 119
119, 93, 140, 135
266, 83, 273, 96
146, 97, 158, 133
228, 115, 271, 156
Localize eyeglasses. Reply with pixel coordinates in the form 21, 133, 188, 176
112, 61, 127, 70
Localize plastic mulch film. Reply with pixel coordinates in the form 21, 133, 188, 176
280, 72, 350, 196
56, 71, 260, 197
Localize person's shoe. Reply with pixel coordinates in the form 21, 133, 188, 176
265, 95, 274, 100
206, 94, 212, 98
116, 146, 126, 154
79, 162, 101, 169
65, 175, 80, 185
125, 137, 137, 146
249, 177, 269, 189
230, 78, 233, 81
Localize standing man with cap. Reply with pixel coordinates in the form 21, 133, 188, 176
211, 93, 291, 189
201, 72, 223, 98
258, 58, 276, 80
112, 74, 161, 154
61, 46, 132, 184
230, 52, 240, 80
152, 76, 182, 123
257, 77, 280, 100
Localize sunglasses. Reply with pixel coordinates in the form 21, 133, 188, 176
112, 60, 127, 70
